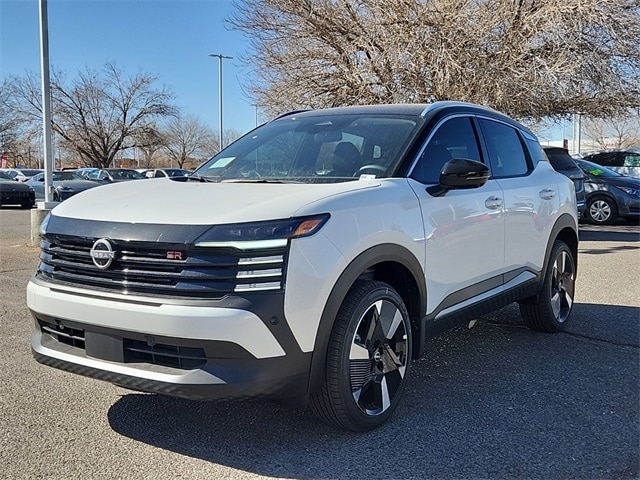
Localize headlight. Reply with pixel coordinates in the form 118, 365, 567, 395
194, 214, 330, 250
615, 186, 640, 197
58, 186, 73, 191
38, 213, 51, 236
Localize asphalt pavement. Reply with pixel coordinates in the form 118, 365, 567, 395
1, 207, 638, 479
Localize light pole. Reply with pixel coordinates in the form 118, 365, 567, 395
208, 53, 232, 152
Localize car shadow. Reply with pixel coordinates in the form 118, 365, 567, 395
107, 302, 639, 479
579, 222, 640, 243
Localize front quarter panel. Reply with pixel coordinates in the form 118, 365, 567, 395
284, 179, 425, 352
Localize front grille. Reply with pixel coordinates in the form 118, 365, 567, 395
37, 234, 288, 299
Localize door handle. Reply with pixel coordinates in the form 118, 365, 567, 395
485, 196, 503, 210
539, 189, 556, 200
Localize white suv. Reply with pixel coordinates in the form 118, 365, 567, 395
28, 102, 578, 431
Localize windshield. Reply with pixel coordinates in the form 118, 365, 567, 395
107, 169, 146, 179
195, 113, 422, 183
53, 172, 84, 181
576, 159, 623, 178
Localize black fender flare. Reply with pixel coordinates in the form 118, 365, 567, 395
306, 243, 426, 396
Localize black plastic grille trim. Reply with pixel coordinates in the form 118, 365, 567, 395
38, 319, 207, 370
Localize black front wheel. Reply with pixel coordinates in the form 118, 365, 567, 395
310, 280, 412, 431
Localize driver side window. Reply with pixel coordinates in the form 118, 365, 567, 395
411, 117, 481, 184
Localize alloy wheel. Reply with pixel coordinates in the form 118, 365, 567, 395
550, 250, 575, 323
349, 299, 409, 416
589, 200, 612, 223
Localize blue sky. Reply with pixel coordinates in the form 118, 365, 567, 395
1, 0, 259, 135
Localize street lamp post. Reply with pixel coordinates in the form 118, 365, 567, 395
208, 53, 232, 152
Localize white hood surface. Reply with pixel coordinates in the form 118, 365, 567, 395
51, 178, 380, 225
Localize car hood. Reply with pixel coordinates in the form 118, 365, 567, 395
0, 181, 31, 191
588, 175, 640, 189
54, 179, 100, 190
51, 178, 381, 224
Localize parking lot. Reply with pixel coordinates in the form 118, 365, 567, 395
1, 207, 638, 479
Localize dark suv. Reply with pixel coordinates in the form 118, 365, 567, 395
543, 147, 586, 217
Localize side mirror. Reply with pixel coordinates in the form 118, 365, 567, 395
38, 177, 45, 182
427, 158, 490, 197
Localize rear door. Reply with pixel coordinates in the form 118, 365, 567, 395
477, 118, 559, 276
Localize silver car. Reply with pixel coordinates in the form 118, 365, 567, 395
26, 171, 101, 201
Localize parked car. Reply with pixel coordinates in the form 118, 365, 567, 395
543, 147, 586, 217
25, 171, 101, 202
73, 167, 99, 179
0, 171, 35, 208
578, 148, 640, 178
86, 168, 146, 182
17, 168, 44, 181
575, 158, 640, 224
28, 102, 578, 431
142, 168, 192, 179
0, 168, 36, 182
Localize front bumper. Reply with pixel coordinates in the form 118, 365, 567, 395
27, 279, 311, 401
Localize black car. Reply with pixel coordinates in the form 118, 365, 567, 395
575, 159, 640, 224
0, 171, 35, 208
579, 148, 640, 178
543, 147, 586, 216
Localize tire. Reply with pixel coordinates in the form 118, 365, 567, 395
586, 195, 618, 225
310, 280, 412, 431
519, 240, 576, 332
20, 200, 33, 209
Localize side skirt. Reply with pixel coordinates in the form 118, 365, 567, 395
419, 272, 541, 347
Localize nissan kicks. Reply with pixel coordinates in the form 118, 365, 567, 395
28, 102, 578, 431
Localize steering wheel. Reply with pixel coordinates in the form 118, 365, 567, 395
354, 164, 387, 177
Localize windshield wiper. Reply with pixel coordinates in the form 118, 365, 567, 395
171, 174, 214, 183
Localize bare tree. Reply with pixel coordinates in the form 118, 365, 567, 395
132, 125, 166, 169
0, 80, 21, 161
8, 63, 177, 168
583, 112, 640, 149
230, 0, 640, 120
162, 115, 216, 168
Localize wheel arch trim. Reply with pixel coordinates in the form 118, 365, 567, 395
523, 212, 578, 303
306, 243, 426, 396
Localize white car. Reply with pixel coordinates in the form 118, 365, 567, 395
28, 102, 579, 431
0, 168, 39, 182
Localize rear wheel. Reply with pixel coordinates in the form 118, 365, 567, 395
310, 280, 412, 431
586, 196, 618, 225
519, 240, 575, 332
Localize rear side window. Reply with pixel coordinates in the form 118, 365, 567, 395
623, 153, 640, 167
587, 152, 621, 167
524, 138, 547, 166
411, 117, 481, 184
479, 119, 530, 178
